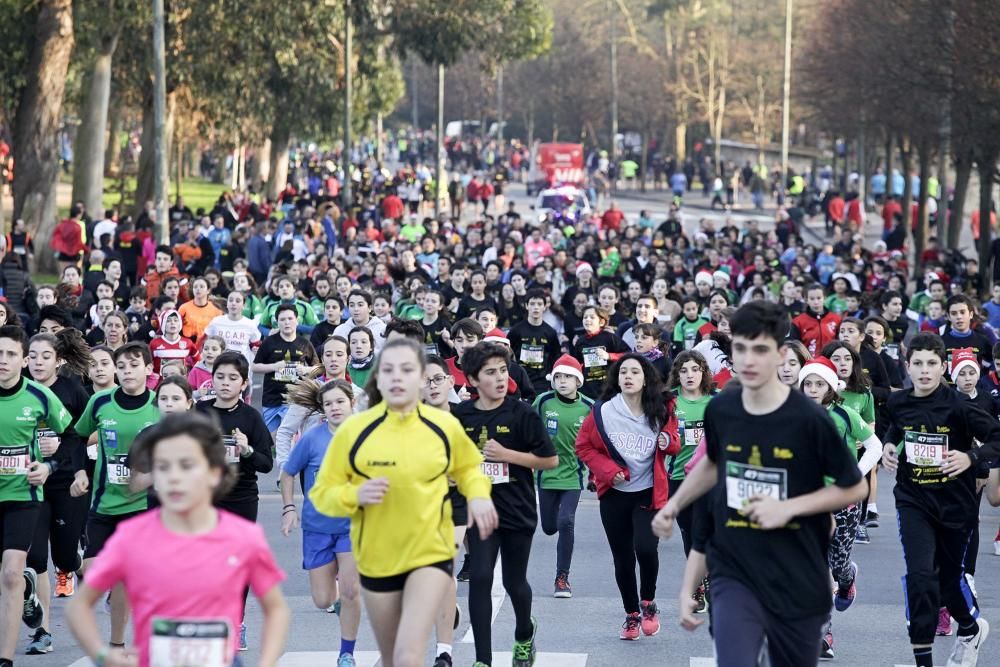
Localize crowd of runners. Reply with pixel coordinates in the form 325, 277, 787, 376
0, 135, 996, 667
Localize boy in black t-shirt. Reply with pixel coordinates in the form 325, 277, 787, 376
452, 342, 558, 667
251, 304, 317, 436
881, 333, 998, 667
941, 294, 994, 373
653, 301, 865, 666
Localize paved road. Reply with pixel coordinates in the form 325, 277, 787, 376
30, 462, 1000, 666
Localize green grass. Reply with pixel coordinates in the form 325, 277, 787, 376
101, 176, 225, 216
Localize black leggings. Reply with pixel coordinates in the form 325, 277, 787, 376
599, 487, 659, 614
468, 528, 534, 665
964, 489, 984, 577
538, 488, 581, 575
28, 486, 89, 574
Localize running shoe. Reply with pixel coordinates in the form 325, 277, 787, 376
239, 622, 248, 651
22, 568, 43, 630
471, 663, 489, 667
693, 585, 708, 614
865, 511, 880, 528
337, 653, 356, 667
620, 612, 641, 641
820, 630, 834, 660
946, 617, 989, 667
327, 599, 341, 615
554, 572, 572, 598
640, 600, 660, 636
454, 603, 461, 630
834, 562, 858, 612
994, 538, 1000, 557
25, 628, 52, 654
938, 608, 953, 636
54, 570, 74, 598
855, 525, 871, 545
456, 555, 471, 582
432, 651, 452, 667
511, 617, 537, 667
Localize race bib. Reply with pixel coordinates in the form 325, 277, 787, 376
150, 618, 230, 667
884, 343, 900, 361
904, 431, 948, 467
481, 461, 510, 484
520, 345, 544, 366
582, 346, 606, 368
106, 454, 131, 485
683, 420, 704, 448
222, 436, 240, 464
277, 364, 299, 383
425, 343, 439, 357
0, 446, 30, 476
725, 462, 787, 511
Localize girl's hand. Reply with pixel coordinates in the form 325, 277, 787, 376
70, 471, 89, 498
38, 435, 60, 457
357, 478, 389, 506
280, 509, 299, 537
234, 428, 251, 456
104, 646, 140, 667
881, 443, 898, 472
612, 471, 626, 485
468, 498, 498, 539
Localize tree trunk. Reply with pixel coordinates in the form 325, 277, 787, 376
948, 150, 971, 250
639, 130, 648, 193
134, 89, 175, 217
899, 135, 913, 277
914, 140, 931, 276
71, 31, 118, 220
884, 135, 893, 196
265, 120, 291, 201
254, 140, 271, 192
675, 122, 687, 162
978, 160, 995, 300
12, 0, 74, 270
104, 102, 122, 178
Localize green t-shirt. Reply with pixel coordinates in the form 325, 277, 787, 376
241, 293, 265, 321
840, 389, 875, 427
824, 402, 872, 485
533, 390, 593, 490
669, 392, 713, 481
673, 317, 709, 350
262, 299, 319, 328
0, 378, 72, 503
824, 294, 847, 314
75, 388, 160, 516
348, 361, 373, 390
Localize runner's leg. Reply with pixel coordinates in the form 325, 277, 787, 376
936, 524, 978, 632
434, 525, 466, 650
306, 561, 339, 609
335, 552, 361, 648
393, 568, 451, 667
631, 489, 659, 603
467, 527, 502, 664
555, 490, 581, 575
897, 504, 939, 650
361, 589, 402, 667
499, 529, 535, 641
710, 576, 769, 667
599, 489, 640, 613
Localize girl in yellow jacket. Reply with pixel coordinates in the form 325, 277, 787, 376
310, 337, 498, 667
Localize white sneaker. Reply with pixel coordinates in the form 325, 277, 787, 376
946, 617, 989, 667
994, 539, 1000, 557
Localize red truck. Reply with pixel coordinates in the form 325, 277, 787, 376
527, 143, 585, 195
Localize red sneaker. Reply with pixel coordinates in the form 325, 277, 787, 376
936, 607, 952, 636
640, 600, 660, 636
620, 612, 641, 640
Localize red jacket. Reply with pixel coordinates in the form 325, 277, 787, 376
791, 309, 841, 357
51, 219, 85, 257
575, 397, 680, 509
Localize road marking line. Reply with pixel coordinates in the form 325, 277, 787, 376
278, 651, 381, 666
491, 652, 587, 666
460, 555, 504, 643
690, 658, 716, 667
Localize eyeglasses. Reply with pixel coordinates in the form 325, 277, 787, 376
425, 374, 449, 387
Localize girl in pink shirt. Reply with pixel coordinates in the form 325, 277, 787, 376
67, 412, 290, 667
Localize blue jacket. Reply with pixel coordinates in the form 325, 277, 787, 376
247, 235, 270, 281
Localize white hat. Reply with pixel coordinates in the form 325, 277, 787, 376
695, 271, 713, 286
547, 354, 584, 386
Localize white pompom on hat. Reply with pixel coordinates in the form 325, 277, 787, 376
547, 354, 584, 387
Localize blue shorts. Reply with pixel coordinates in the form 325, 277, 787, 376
262, 405, 289, 432
303, 530, 351, 570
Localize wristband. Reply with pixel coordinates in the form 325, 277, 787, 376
282, 507, 297, 515
283, 503, 296, 509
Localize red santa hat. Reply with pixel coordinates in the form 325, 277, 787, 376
950, 347, 979, 382
547, 354, 584, 387
483, 328, 510, 346
798, 356, 845, 393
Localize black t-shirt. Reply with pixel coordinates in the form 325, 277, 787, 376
46, 375, 91, 489
253, 334, 317, 407
422, 315, 453, 358
452, 396, 556, 532
884, 384, 1000, 524
457, 294, 497, 321
508, 320, 562, 394
309, 320, 339, 350
704, 388, 862, 617
941, 327, 994, 371
195, 400, 274, 503
571, 331, 629, 398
